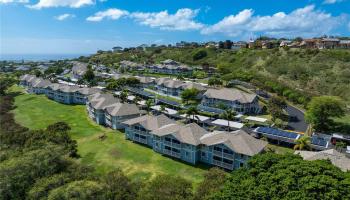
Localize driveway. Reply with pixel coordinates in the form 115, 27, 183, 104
285, 105, 308, 132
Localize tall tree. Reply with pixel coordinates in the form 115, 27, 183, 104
139, 175, 193, 200
145, 99, 154, 114
220, 109, 236, 131
181, 88, 200, 105
305, 96, 346, 132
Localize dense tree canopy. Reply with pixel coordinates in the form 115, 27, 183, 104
210, 153, 350, 200
305, 96, 346, 132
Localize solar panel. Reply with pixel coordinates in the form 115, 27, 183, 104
256, 127, 299, 139
311, 136, 328, 147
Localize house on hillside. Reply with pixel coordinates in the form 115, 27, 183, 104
339, 40, 350, 49
155, 78, 206, 97
199, 88, 259, 114
71, 61, 88, 80
319, 38, 340, 49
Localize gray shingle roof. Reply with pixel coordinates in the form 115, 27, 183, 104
77, 87, 101, 95
71, 61, 88, 76
152, 123, 207, 146
295, 149, 350, 172
122, 114, 175, 131
181, 82, 206, 91
105, 103, 140, 117
200, 130, 267, 156
87, 93, 120, 110
204, 88, 257, 103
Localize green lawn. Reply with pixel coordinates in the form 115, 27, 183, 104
10, 86, 207, 185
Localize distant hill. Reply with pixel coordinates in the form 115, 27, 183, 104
86, 47, 350, 104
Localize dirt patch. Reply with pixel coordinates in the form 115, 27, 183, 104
109, 148, 122, 158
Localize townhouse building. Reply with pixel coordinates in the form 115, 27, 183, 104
71, 61, 88, 80
199, 88, 260, 114
199, 130, 267, 170
155, 78, 206, 97
123, 114, 176, 147
123, 115, 267, 169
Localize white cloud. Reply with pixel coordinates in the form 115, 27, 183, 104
202, 5, 342, 38
323, 0, 342, 4
201, 9, 253, 36
28, 0, 94, 9
55, 13, 75, 21
86, 8, 129, 22
0, 0, 28, 4
130, 8, 204, 31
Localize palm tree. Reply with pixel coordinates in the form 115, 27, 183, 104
120, 89, 128, 103
293, 136, 311, 150
183, 106, 199, 123
160, 104, 167, 113
145, 99, 154, 114
176, 74, 185, 81
220, 109, 236, 131
133, 96, 142, 105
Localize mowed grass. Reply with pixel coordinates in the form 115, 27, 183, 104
10, 86, 207, 184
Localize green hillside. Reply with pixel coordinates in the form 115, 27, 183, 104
87, 47, 350, 104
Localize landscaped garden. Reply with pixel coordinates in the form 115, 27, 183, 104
10, 86, 207, 185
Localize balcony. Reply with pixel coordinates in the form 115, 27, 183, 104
164, 141, 181, 149
213, 160, 233, 170
163, 149, 181, 158
213, 150, 234, 160
133, 136, 148, 144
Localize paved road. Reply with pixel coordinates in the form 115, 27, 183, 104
285, 105, 308, 132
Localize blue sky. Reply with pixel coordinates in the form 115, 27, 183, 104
1, 0, 349, 54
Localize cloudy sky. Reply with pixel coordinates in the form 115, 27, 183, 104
1, 0, 349, 54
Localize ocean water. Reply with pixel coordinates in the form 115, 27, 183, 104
0, 54, 90, 61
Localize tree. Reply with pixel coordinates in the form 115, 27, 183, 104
139, 175, 193, 200
176, 74, 185, 81
160, 104, 167, 113
193, 50, 207, 61
120, 89, 128, 103
305, 96, 346, 132
210, 153, 350, 200
194, 168, 227, 200
34, 69, 43, 77
83, 67, 95, 82
47, 180, 106, 200
27, 173, 73, 200
102, 169, 138, 200
145, 99, 154, 114
182, 106, 199, 122
0, 145, 67, 199
293, 136, 311, 150
0, 77, 16, 95
220, 109, 236, 131
208, 78, 223, 87
181, 88, 200, 105
268, 96, 287, 121
46, 122, 71, 133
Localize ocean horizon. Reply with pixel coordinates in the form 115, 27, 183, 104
0, 54, 90, 61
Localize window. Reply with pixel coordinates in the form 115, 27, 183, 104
185, 151, 189, 157
240, 162, 244, 168
165, 137, 171, 142
201, 152, 206, 157
223, 159, 233, 164
165, 146, 171, 150
214, 146, 222, 152
172, 139, 180, 144
213, 156, 222, 161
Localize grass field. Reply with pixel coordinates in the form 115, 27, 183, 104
10, 86, 207, 185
